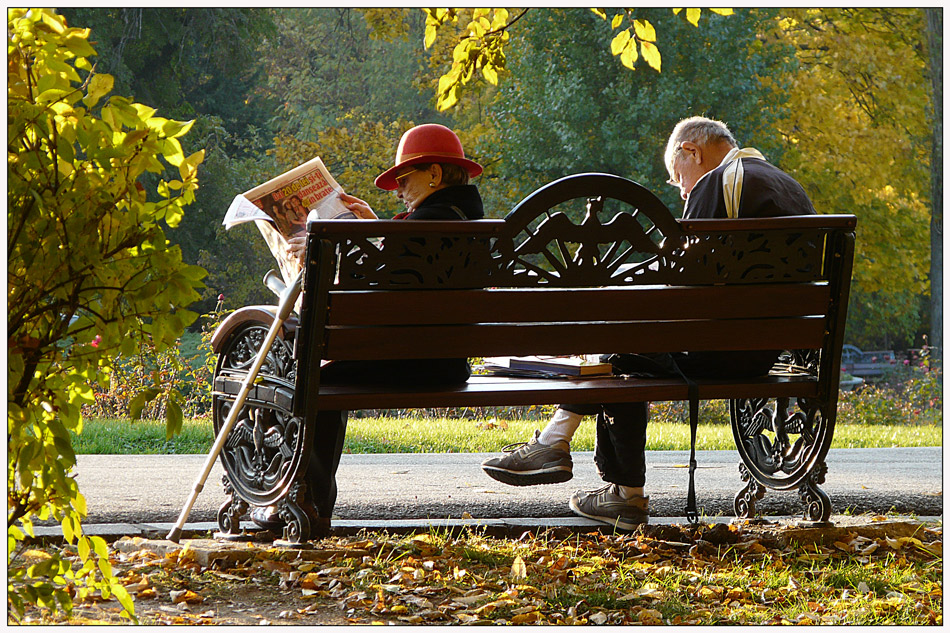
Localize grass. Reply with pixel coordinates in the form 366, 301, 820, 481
71, 414, 942, 455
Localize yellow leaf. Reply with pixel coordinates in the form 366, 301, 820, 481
82, 73, 113, 108
686, 8, 701, 26
591, 8, 607, 20
511, 611, 543, 624
510, 555, 527, 580
640, 40, 661, 71
438, 86, 459, 111
634, 19, 656, 42
491, 9, 509, 30
170, 589, 203, 604
424, 24, 437, 49
482, 64, 499, 85
610, 29, 631, 56
611, 13, 624, 29
620, 42, 639, 69
710, 8, 734, 16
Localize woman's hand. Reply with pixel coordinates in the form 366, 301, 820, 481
287, 232, 307, 263
340, 192, 377, 219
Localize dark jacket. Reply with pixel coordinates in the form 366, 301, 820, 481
684, 154, 816, 219
402, 185, 484, 220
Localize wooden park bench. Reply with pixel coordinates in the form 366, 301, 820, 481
210, 173, 856, 546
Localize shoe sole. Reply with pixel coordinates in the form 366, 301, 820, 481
482, 465, 573, 486
568, 498, 647, 531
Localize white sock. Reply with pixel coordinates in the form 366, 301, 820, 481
616, 485, 645, 499
536, 408, 583, 449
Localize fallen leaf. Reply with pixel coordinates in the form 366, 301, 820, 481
512, 610, 544, 624
510, 555, 527, 580
639, 609, 663, 625
169, 589, 203, 605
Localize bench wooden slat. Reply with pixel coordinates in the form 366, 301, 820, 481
679, 214, 857, 232
327, 284, 832, 326
323, 317, 826, 360
311, 374, 819, 410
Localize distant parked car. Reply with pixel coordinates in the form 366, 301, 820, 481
840, 344, 897, 377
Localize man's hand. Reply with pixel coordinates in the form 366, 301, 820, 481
340, 192, 378, 219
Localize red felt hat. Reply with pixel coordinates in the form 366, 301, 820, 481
375, 124, 483, 191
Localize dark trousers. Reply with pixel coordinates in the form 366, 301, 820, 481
563, 402, 649, 487
305, 358, 471, 517
564, 350, 780, 489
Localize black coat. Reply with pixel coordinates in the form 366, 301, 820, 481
403, 185, 484, 220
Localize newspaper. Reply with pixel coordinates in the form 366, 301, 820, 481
222, 156, 356, 284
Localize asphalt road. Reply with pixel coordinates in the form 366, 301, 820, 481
78, 447, 942, 525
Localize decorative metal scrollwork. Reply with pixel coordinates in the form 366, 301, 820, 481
798, 462, 833, 524
491, 195, 681, 287
318, 175, 834, 292
274, 480, 321, 547
335, 235, 496, 289
213, 321, 310, 536
674, 230, 825, 284
731, 394, 835, 522
734, 463, 767, 519
216, 475, 249, 537
732, 397, 826, 485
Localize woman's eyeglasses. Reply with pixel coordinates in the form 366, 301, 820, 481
393, 168, 418, 185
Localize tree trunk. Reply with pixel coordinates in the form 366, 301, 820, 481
926, 9, 942, 361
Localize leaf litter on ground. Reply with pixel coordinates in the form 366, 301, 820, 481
11, 519, 942, 626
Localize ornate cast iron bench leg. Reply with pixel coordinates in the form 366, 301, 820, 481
731, 395, 835, 526
212, 320, 319, 546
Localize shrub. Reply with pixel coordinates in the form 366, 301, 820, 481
838, 347, 941, 427
8, 9, 204, 620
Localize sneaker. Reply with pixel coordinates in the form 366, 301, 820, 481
250, 505, 285, 531
481, 430, 573, 486
569, 484, 649, 530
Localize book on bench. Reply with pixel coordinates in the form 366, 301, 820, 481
482, 355, 613, 378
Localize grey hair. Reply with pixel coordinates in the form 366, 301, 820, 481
664, 116, 738, 176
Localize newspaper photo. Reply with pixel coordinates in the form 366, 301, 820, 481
222, 156, 357, 283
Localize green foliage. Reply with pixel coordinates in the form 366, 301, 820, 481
56, 8, 281, 315
7, 8, 205, 620
423, 8, 736, 111
81, 311, 223, 423
261, 8, 431, 139
69, 417, 213, 455
481, 8, 793, 214
57, 8, 277, 146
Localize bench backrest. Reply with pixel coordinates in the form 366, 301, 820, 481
295, 174, 855, 412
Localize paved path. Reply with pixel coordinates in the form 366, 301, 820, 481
77, 447, 941, 527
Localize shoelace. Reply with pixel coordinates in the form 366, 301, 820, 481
500, 431, 542, 455
589, 483, 618, 498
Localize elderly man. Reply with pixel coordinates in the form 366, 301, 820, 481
481, 116, 816, 530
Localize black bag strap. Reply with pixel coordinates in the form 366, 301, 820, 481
605, 353, 702, 523
668, 361, 701, 524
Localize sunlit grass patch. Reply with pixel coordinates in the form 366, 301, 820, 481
70, 417, 212, 454
74, 412, 940, 455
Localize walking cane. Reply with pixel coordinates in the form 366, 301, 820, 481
167, 270, 302, 543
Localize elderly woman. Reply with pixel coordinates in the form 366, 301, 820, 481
254, 124, 484, 533
288, 123, 484, 261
